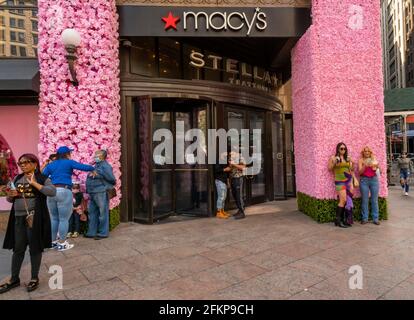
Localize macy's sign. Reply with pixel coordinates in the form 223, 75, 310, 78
162, 7, 267, 36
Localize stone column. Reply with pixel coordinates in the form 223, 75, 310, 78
37, 0, 121, 209
292, 0, 387, 221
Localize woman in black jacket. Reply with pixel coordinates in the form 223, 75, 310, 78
0, 154, 56, 294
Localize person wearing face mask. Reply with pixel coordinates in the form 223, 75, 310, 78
85, 150, 116, 240
1, 154, 56, 294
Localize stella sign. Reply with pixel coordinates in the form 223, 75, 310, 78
161, 7, 267, 36
189, 51, 279, 92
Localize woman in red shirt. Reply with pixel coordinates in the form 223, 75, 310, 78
358, 146, 380, 225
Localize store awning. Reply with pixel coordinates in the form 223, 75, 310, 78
0, 59, 40, 93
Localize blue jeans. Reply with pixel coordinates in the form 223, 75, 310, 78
86, 192, 109, 238
215, 179, 227, 210
400, 169, 410, 192
47, 188, 73, 241
69, 212, 80, 233
360, 176, 379, 222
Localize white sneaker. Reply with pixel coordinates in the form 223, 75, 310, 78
67, 232, 73, 238
51, 241, 59, 250
405, 192, 409, 196
57, 241, 74, 252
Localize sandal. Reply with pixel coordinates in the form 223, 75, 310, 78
0, 280, 20, 294
26, 279, 39, 292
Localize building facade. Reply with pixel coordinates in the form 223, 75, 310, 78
0, 0, 388, 223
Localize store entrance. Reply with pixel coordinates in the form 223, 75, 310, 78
151, 98, 211, 220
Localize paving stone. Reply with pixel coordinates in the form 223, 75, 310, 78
199, 246, 251, 264
64, 278, 132, 300
253, 265, 326, 296
382, 281, 414, 300
241, 249, 298, 270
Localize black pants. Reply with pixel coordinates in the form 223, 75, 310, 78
231, 177, 244, 213
11, 216, 42, 282
69, 211, 80, 233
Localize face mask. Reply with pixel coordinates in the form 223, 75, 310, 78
95, 157, 102, 163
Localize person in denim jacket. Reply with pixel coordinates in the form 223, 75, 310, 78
85, 150, 115, 239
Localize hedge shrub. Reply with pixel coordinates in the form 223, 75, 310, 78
297, 192, 388, 223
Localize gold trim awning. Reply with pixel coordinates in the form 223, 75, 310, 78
116, 0, 311, 8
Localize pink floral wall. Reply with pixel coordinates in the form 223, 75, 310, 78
37, 0, 121, 207
292, 0, 387, 199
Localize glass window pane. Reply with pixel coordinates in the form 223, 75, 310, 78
153, 171, 173, 217
129, 37, 157, 77
10, 45, 17, 55
18, 32, 25, 42
158, 38, 181, 79
10, 31, 16, 41
175, 171, 208, 216
19, 46, 26, 56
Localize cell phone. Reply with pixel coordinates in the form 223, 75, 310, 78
8, 181, 16, 191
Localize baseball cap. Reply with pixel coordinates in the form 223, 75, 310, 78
56, 146, 74, 154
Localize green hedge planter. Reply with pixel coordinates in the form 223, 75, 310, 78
80, 206, 120, 234
297, 192, 388, 223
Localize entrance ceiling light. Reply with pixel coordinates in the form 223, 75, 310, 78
61, 28, 81, 86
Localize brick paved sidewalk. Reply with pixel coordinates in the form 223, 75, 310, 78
1, 186, 414, 300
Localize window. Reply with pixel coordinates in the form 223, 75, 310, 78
32, 33, 37, 45
0, 30, 4, 41
19, 46, 26, 56
10, 31, 16, 41
10, 18, 16, 28
10, 45, 17, 56
17, 19, 24, 29
18, 32, 25, 42
0, 45, 4, 55
31, 20, 37, 31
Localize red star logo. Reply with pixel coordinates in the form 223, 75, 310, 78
162, 12, 180, 30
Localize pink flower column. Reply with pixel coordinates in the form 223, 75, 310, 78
292, 0, 387, 202
37, 0, 121, 208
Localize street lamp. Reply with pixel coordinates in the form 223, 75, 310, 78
61, 28, 81, 86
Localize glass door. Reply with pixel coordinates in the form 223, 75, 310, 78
151, 98, 210, 218
225, 106, 267, 207
248, 111, 266, 204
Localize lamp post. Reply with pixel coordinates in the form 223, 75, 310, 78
61, 28, 81, 86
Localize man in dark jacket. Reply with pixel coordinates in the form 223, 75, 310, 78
85, 150, 115, 239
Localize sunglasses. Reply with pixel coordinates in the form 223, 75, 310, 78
17, 160, 34, 166
339, 147, 347, 151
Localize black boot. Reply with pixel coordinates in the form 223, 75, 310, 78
342, 209, 352, 227
334, 206, 348, 228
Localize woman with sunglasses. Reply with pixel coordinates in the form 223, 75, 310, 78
328, 143, 354, 228
0, 154, 56, 294
359, 146, 380, 225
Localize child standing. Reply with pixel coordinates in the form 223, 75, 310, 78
68, 183, 84, 238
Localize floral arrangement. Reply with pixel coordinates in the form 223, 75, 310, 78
292, 0, 387, 200
37, 0, 121, 208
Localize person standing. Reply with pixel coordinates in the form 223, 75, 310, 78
214, 152, 231, 219
85, 150, 115, 240
229, 151, 246, 220
328, 142, 354, 228
397, 152, 413, 196
0, 154, 56, 294
42, 146, 95, 251
358, 146, 380, 225
67, 182, 84, 238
